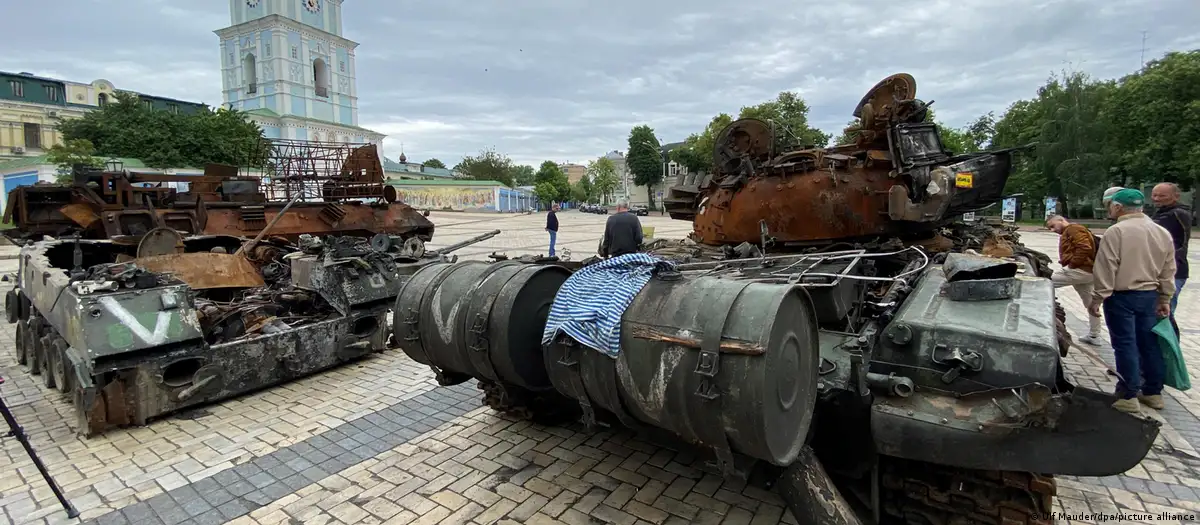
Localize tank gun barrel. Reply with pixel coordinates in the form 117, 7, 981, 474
429, 229, 500, 255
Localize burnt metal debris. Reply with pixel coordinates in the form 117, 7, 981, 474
2, 141, 434, 245
3, 224, 496, 437
389, 74, 1161, 525
664, 73, 1017, 247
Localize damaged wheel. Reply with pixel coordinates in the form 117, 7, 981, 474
39, 335, 56, 389
25, 318, 43, 374
51, 339, 71, 394
14, 317, 27, 365
5, 289, 17, 324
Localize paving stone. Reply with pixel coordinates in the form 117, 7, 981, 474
15, 226, 1200, 525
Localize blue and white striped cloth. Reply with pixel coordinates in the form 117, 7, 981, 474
541, 253, 676, 358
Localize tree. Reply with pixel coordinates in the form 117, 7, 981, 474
1104, 50, 1200, 189
627, 125, 663, 209
422, 158, 446, 169
46, 139, 102, 182
573, 175, 595, 203
587, 157, 620, 204
58, 91, 269, 169
533, 182, 559, 207
510, 164, 536, 186
535, 161, 571, 201
738, 91, 831, 151
456, 147, 515, 187
671, 113, 733, 174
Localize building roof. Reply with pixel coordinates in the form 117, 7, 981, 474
388, 179, 506, 187
381, 158, 456, 179
0, 71, 65, 85
1, 70, 207, 108
240, 108, 379, 136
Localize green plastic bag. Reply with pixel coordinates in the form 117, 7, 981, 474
1153, 317, 1191, 392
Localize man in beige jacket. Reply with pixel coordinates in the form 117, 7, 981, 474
1089, 188, 1176, 415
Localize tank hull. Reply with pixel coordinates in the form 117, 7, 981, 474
6, 235, 419, 436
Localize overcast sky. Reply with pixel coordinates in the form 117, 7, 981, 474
3, 0, 1197, 168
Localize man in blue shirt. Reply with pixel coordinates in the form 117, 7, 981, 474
546, 203, 559, 257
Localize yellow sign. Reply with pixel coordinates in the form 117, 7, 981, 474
955, 172, 974, 188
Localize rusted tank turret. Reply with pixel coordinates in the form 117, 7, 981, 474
665, 74, 1014, 247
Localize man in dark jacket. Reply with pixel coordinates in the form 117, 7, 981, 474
600, 198, 643, 258
546, 203, 559, 257
1151, 183, 1191, 334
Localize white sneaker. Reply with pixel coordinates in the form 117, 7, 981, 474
1078, 334, 1102, 345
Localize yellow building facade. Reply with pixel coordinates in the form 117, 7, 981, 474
0, 71, 205, 161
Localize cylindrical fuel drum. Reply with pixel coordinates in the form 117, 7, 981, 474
393, 260, 570, 390
544, 275, 820, 466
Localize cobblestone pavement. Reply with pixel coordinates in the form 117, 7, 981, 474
1, 213, 1200, 525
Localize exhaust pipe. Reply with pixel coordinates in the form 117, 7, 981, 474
866, 373, 914, 398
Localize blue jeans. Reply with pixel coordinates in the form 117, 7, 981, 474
548, 230, 557, 257
1103, 290, 1165, 399
1171, 278, 1186, 314
1170, 278, 1186, 337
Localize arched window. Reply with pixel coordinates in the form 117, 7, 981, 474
98, 93, 109, 106
243, 53, 258, 93
313, 58, 329, 98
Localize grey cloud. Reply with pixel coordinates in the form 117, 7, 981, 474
2, 0, 1197, 168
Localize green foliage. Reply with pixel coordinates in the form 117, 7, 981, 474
1103, 50, 1200, 190
670, 113, 733, 174
422, 158, 446, 169
738, 91, 831, 151
535, 160, 571, 201
587, 157, 620, 204
58, 91, 269, 169
626, 125, 663, 207
670, 91, 829, 175
46, 138, 102, 182
510, 164, 536, 186
533, 182, 559, 205
456, 147, 515, 187
573, 175, 595, 202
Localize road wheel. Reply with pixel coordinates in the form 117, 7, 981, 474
5, 289, 17, 324
14, 318, 27, 365
51, 339, 71, 394
25, 318, 42, 374
39, 335, 56, 389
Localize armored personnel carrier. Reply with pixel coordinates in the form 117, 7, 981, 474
388, 74, 1160, 525
3, 224, 497, 436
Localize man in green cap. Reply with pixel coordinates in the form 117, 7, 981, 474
1090, 188, 1177, 415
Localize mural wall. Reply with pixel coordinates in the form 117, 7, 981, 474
396, 186, 497, 211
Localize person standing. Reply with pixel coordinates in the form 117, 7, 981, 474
546, 203, 559, 257
1151, 182, 1191, 336
600, 199, 643, 258
1089, 188, 1177, 414
1045, 215, 1103, 344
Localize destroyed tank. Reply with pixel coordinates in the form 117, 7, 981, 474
2, 221, 498, 436
388, 74, 1160, 525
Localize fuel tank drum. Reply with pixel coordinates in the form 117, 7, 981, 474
545, 275, 820, 466
392, 261, 570, 390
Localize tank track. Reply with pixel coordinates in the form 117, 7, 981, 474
881, 458, 1056, 525
477, 380, 580, 426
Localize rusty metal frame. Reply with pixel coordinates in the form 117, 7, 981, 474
239, 139, 390, 203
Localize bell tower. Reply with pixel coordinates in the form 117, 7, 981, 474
214, 0, 383, 146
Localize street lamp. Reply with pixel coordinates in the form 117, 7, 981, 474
105, 158, 123, 172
